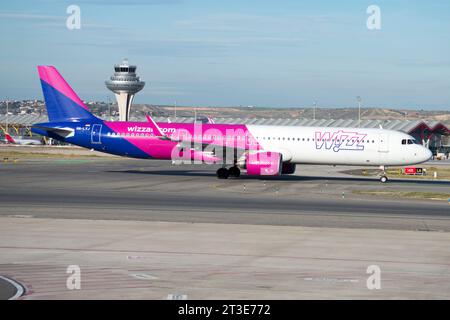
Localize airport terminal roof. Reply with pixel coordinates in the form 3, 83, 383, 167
0, 114, 448, 134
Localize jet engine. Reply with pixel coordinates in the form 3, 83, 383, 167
281, 163, 296, 174
240, 151, 283, 176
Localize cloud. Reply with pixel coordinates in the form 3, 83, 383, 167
175, 13, 339, 33
0, 10, 124, 31
394, 59, 450, 68
175, 13, 277, 32
0, 11, 64, 21
72, 0, 182, 5
60, 37, 232, 58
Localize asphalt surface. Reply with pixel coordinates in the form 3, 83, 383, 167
1, 156, 450, 299
0, 277, 22, 300
0, 158, 449, 231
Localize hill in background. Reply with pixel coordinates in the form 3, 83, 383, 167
134, 104, 450, 124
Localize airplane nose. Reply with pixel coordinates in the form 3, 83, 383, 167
423, 148, 432, 162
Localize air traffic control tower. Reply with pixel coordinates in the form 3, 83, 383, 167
106, 59, 145, 121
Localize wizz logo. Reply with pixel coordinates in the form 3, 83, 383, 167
315, 130, 367, 152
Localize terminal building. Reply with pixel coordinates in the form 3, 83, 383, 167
1, 114, 449, 155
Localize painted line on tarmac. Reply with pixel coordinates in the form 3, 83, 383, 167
0, 276, 25, 300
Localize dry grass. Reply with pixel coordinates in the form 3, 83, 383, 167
353, 190, 450, 201
349, 166, 450, 180
0, 151, 101, 159
386, 166, 450, 180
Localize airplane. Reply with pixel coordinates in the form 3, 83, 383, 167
32, 66, 432, 183
3, 132, 43, 145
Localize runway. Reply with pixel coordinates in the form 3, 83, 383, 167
0, 158, 449, 231
0, 276, 24, 300
1, 155, 449, 299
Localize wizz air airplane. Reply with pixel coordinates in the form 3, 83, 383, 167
32, 66, 432, 183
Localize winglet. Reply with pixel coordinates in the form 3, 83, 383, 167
146, 114, 170, 139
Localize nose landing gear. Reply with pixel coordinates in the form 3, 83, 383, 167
379, 166, 389, 183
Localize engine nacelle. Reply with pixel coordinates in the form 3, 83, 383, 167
282, 163, 296, 174
243, 151, 283, 176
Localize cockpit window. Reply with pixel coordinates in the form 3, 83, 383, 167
401, 139, 406, 145
407, 139, 413, 144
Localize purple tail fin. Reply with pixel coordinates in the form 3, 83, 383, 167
38, 66, 97, 122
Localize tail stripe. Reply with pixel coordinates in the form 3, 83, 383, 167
38, 66, 88, 110
37, 66, 97, 122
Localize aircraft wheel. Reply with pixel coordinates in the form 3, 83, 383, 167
216, 168, 229, 179
380, 176, 388, 183
228, 166, 241, 178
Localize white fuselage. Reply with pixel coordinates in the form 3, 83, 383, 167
247, 125, 432, 166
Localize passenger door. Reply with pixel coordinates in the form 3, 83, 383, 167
91, 124, 102, 144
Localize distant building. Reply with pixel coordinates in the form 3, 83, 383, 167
1, 114, 448, 155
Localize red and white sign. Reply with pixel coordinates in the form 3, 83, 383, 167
404, 167, 417, 175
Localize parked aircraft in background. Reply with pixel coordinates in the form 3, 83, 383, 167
32, 66, 432, 182
3, 132, 43, 145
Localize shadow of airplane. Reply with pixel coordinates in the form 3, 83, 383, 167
107, 169, 450, 185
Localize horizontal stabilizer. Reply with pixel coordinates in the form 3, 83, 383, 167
32, 125, 75, 138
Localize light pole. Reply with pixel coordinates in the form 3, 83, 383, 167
356, 96, 362, 127
174, 100, 177, 120
5, 98, 9, 134
107, 96, 112, 120
313, 101, 317, 120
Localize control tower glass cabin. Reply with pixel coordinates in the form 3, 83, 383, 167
105, 60, 145, 121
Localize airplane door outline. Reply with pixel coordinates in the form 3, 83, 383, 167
91, 124, 102, 144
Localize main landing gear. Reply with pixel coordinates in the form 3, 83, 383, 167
216, 166, 241, 179
379, 165, 389, 183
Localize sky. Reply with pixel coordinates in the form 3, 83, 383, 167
1, 0, 450, 109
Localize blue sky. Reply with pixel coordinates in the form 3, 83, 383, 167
1, 0, 449, 109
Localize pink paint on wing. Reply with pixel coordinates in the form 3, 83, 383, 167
158, 123, 262, 150
104, 121, 176, 159
37, 66, 89, 110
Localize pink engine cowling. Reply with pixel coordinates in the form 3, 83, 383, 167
245, 152, 283, 176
